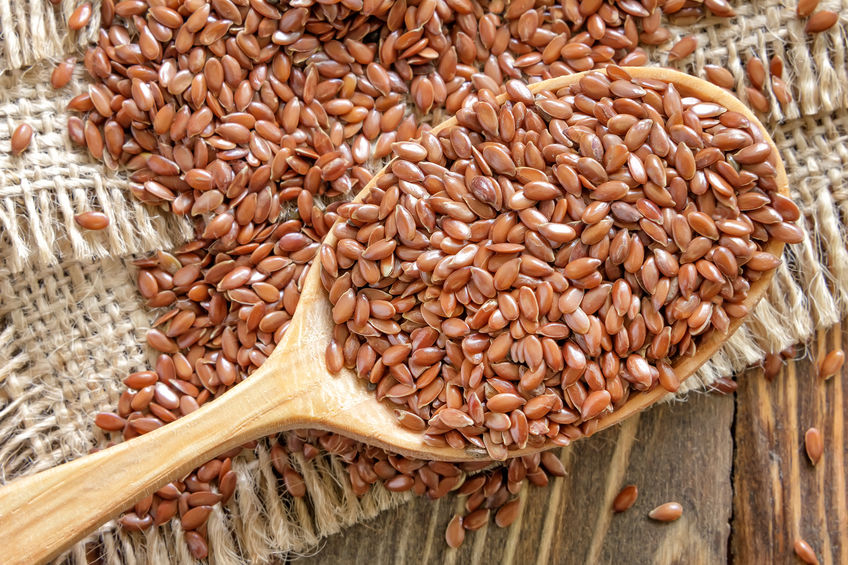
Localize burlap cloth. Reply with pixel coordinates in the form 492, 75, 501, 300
0, 1, 845, 563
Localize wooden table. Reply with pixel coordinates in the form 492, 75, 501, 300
298, 324, 846, 564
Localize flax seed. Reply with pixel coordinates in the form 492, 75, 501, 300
613, 485, 638, 512
51, 59, 75, 89
10, 123, 33, 155
819, 349, 844, 379
804, 427, 823, 465
668, 36, 697, 61
763, 353, 783, 381
794, 539, 820, 565
648, 502, 683, 522
769, 55, 784, 78
184, 531, 208, 560
805, 10, 838, 33
180, 505, 212, 530
74, 211, 110, 230
445, 514, 465, 548
772, 77, 793, 106
463, 508, 490, 531
68, 2, 93, 30
704, 65, 734, 89
746, 87, 770, 113
797, 0, 821, 17
746, 57, 767, 90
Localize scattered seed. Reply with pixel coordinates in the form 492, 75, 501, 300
711, 377, 738, 395
746, 87, 770, 113
763, 353, 783, 381
118, 512, 153, 531
794, 538, 820, 565
494, 499, 521, 527
10, 123, 33, 155
184, 531, 208, 560
804, 427, 823, 465
180, 505, 212, 530
769, 55, 784, 78
283, 467, 306, 497
772, 77, 793, 106
818, 349, 844, 379
746, 57, 767, 90
68, 2, 93, 30
463, 508, 490, 531
445, 515, 465, 548
797, 0, 821, 17
704, 65, 735, 89
668, 36, 698, 61
51, 58, 75, 89
74, 211, 110, 230
613, 485, 638, 512
648, 502, 683, 522
805, 10, 838, 33
704, 0, 736, 16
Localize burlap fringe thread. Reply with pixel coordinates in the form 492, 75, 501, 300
0, 0, 845, 563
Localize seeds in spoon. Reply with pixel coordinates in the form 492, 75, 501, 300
324, 68, 798, 459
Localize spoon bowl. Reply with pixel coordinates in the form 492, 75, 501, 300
0, 67, 788, 565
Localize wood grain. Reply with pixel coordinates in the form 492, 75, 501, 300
731, 323, 847, 565
295, 393, 734, 564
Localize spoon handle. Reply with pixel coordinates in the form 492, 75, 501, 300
0, 369, 287, 565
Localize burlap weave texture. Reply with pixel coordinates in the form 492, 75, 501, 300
0, 0, 845, 563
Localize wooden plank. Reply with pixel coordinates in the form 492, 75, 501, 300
295, 392, 734, 564
732, 323, 847, 564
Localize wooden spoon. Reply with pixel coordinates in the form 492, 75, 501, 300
0, 67, 788, 564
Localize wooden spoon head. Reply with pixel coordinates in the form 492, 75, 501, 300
271, 67, 788, 461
